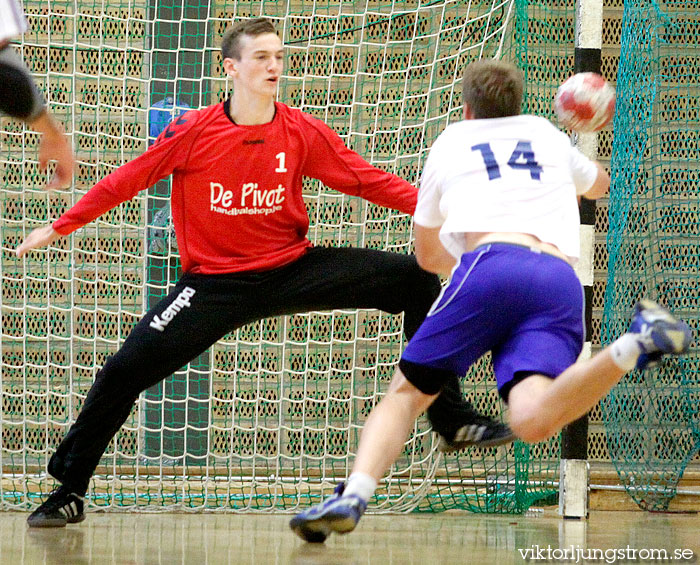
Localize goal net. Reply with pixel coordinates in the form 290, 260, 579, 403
1, 0, 568, 513
601, 0, 700, 511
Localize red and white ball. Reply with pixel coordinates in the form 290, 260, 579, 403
553, 72, 616, 133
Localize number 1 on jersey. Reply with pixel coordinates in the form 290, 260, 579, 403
275, 152, 288, 173
471, 141, 543, 181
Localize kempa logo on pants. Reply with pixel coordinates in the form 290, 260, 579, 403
149, 286, 196, 332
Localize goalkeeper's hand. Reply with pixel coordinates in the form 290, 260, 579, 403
16, 225, 62, 258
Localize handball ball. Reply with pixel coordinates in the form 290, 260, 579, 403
553, 72, 616, 133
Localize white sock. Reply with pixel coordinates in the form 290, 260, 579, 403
343, 472, 377, 503
610, 333, 642, 372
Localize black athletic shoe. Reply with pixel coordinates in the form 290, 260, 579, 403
27, 486, 85, 528
436, 417, 516, 452
428, 376, 515, 452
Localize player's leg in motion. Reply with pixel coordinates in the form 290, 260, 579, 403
289, 369, 437, 543
507, 299, 692, 442
289, 245, 505, 543
26, 274, 267, 527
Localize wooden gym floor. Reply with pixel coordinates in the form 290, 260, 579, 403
0, 509, 698, 565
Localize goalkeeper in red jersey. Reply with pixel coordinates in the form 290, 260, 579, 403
19, 18, 512, 528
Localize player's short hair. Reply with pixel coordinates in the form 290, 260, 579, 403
462, 59, 523, 119
221, 18, 278, 60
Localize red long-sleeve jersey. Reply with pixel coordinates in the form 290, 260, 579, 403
53, 101, 417, 274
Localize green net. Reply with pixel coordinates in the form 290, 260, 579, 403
1, 0, 572, 514
602, 1, 700, 511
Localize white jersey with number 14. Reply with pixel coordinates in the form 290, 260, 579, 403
415, 114, 598, 263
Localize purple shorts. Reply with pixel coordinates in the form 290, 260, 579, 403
400, 243, 585, 401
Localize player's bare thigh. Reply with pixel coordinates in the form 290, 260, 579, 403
505, 374, 557, 441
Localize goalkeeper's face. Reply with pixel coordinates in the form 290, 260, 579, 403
225, 32, 284, 99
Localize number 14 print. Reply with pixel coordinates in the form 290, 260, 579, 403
471, 141, 543, 180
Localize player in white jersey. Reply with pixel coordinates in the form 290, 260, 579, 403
0, 0, 74, 189
418, 113, 595, 264
290, 59, 692, 543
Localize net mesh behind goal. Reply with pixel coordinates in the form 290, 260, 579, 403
601, 0, 700, 511
1, 0, 571, 513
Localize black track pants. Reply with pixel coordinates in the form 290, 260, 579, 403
48, 247, 468, 494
